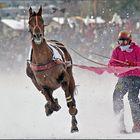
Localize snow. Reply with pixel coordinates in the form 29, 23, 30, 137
1, 19, 28, 30
0, 68, 140, 139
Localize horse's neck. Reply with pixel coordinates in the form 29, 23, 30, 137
32, 39, 53, 65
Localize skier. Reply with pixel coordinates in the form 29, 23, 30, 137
108, 30, 140, 133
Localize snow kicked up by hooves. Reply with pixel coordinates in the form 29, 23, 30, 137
0, 68, 140, 139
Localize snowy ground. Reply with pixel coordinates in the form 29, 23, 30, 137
0, 67, 140, 139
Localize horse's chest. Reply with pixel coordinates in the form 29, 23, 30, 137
32, 50, 51, 64
33, 64, 64, 90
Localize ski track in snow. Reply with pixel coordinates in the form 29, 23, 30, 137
0, 67, 140, 139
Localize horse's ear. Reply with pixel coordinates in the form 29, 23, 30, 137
38, 6, 42, 16
29, 7, 32, 17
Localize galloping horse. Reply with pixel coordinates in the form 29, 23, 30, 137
26, 6, 78, 133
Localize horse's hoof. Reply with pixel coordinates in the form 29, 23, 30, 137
52, 99, 61, 111
45, 104, 53, 116
45, 109, 53, 116
71, 126, 79, 133
69, 106, 78, 116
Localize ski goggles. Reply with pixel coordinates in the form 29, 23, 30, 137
118, 38, 129, 45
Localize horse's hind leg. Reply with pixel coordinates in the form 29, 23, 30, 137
42, 88, 61, 116
68, 72, 79, 133
61, 70, 78, 133
71, 116, 78, 133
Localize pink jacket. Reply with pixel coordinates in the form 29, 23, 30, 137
108, 42, 140, 77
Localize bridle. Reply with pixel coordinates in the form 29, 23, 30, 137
28, 14, 44, 43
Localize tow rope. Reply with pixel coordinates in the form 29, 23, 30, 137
71, 48, 140, 76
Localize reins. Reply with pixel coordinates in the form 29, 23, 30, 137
87, 49, 129, 65
71, 48, 107, 66
71, 48, 129, 66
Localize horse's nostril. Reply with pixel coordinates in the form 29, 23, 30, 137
33, 34, 36, 38
33, 33, 42, 39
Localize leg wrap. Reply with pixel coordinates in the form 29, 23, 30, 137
66, 96, 73, 103
66, 95, 75, 107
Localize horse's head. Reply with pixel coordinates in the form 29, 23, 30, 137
28, 6, 44, 45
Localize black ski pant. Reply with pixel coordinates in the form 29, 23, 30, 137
113, 76, 140, 124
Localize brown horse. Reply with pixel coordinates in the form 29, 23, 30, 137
26, 6, 78, 133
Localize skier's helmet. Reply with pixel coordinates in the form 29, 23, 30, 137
118, 31, 132, 45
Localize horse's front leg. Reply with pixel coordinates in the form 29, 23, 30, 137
42, 88, 61, 116
61, 73, 79, 133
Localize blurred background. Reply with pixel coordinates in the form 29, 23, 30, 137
1, 0, 140, 73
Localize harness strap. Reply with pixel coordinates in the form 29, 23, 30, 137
30, 60, 65, 72
48, 44, 66, 62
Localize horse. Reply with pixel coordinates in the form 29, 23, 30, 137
26, 6, 79, 133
